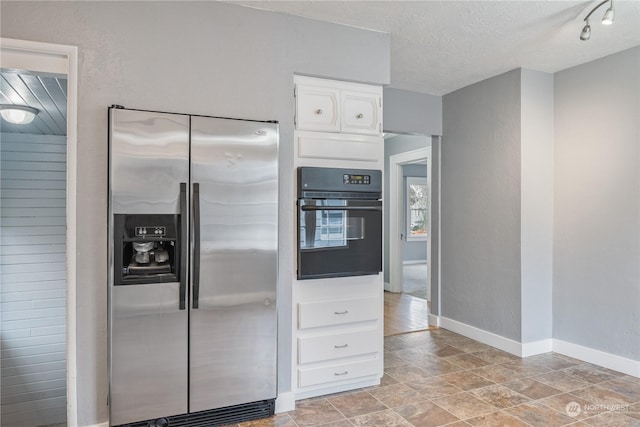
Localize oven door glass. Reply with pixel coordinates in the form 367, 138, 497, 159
298, 199, 382, 279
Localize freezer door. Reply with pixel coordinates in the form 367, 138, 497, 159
109, 109, 190, 214
189, 117, 278, 412
110, 283, 188, 425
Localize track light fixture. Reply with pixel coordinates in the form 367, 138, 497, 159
580, 0, 615, 41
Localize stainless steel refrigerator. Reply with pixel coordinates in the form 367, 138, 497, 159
108, 107, 278, 426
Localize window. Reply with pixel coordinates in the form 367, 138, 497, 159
406, 177, 428, 240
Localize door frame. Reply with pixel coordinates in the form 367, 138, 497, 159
1, 37, 79, 426
388, 146, 431, 296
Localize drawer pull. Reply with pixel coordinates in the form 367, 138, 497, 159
356, 113, 364, 119
315, 109, 323, 115
334, 344, 349, 349
334, 371, 349, 376
334, 310, 349, 315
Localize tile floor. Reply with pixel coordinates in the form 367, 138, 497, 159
238, 329, 640, 427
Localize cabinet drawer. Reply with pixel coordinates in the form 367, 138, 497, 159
341, 90, 381, 135
298, 328, 378, 364
298, 296, 378, 329
295, 85, 340, 132
298, 357, 379, 388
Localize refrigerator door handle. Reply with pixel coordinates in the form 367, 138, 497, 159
192, 182, 200, 309
179, 183, 188, 310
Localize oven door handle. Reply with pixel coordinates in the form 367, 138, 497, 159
301, 205, 382, 212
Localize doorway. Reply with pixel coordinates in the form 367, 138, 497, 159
383, 134, 431, 336
0, 38, 77, 427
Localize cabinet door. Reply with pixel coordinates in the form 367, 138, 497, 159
341, 90, 381, 135
296, 84, 340, 132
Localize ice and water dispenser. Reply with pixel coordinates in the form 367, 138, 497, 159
113, 214, 180, 285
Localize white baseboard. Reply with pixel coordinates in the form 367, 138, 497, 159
402, 260, 427, 265
86, 423, 108, 427
384, 281, 391, 292
437, 317, 640, 378
521, 339, 553, 357
275, 391, 296, 413
439, 316, 522, 356
428, 314, 440, 327
553, 339, 640, 378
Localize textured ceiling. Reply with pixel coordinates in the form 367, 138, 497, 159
231, 1, 640, 95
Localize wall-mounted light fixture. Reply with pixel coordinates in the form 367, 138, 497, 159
580, 0, 615, 41
0, 104, 40, 125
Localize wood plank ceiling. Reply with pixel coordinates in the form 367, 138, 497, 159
0, 69, 67, 136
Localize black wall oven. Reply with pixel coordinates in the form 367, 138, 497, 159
297, 167, 382, 279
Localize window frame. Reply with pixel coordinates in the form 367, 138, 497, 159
405, 176, 429, 242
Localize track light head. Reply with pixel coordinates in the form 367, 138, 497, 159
602, 3, 615, 25
580, 21, 592, 40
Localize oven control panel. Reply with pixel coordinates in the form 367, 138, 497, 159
343, 174, 371, 185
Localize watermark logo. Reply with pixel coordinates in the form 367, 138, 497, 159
566, 402, 582, 417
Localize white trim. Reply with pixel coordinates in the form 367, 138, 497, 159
85, 424, 108, 427
436, 317, 640, 377
384, 281, 392, 292
521, 339, 553, 357
428, 314, 440, 327
275, 391, 296, 413
402, 260, 427, 265
388, 147, 431, 294
439, 316, 523, 356
1, 37, 79, 427
553, 339, 640, 378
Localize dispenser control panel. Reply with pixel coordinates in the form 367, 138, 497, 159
135, 226, 166, 237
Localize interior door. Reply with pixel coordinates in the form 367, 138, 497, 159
189, 116, 278, 412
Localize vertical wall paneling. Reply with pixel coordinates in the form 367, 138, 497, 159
1, 132, 67, 426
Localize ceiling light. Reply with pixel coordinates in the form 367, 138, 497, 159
0, 104, 40, 125
580, 0, 615, 41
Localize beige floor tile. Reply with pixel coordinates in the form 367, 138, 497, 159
534, 371, 593, 393
318, 420, 354, 427
385, 364, 431, 383
394, 400, 460, 427
469, 384, 531, 409
571, 384, 637, 407
563, 365, 623, 385
471, 348, 520, 365
523, 353, 583, 371
465, 410, 529, 426
471, 364, 521, 383
367, 383, 425, 408
405, 377, 463, 399
439, 372, 495, 391
445, 353, 492, 370
504, 377, 563, 400
238, 413, 297, 427
501, 360, 553, 377
583, 411, 640, 427
598, 376, 640, 402
289, 399, 346, 426
431, 392, 498, 420
349, 409, 413, 426
327, 391, 388, 419
505, 401, 576, 426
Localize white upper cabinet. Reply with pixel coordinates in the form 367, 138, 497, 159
295, 85, 340, 132
341, 90, 381, 135
295, 76, 382, 136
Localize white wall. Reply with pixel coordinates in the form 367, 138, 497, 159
0, 2, 391, 425
553, 47, 640, 361
520, 69, 554, 344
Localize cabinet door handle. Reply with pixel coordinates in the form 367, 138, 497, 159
334, 371, 349, 376
334, 344, 349, 349
315, 109, 323, 115
334, 310, 348, 315
356, 113, 363, 119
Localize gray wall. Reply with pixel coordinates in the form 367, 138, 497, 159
553, 47, 640, 360
0, 2, 391, 424
442, 69, 522, 341
402, 164, 428, 262
1, 133, 67, 427
383, 134, 431, 284
383, 87, 442, 136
